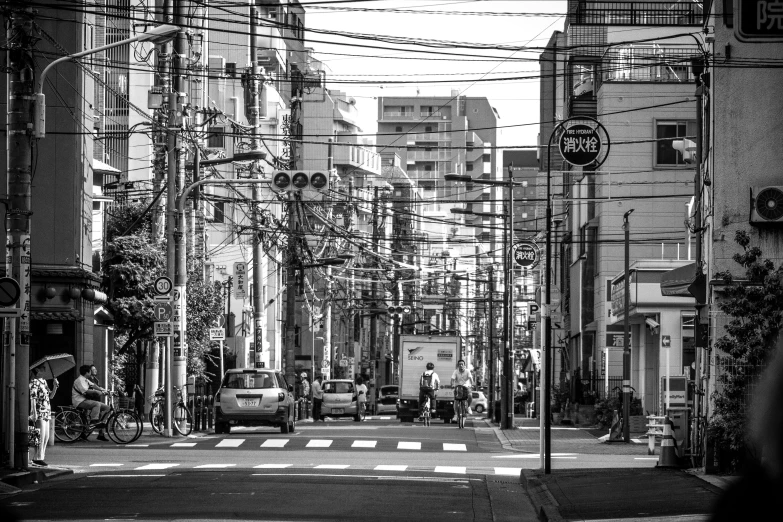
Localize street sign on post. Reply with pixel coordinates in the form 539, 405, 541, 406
513, 242, 539, 268
154, 276, 173, 296
209, 328, 225, 341
153, 302, 173, 321
154, 321, 173, 337
0, 277, 21, 307
559, 124, 602, 166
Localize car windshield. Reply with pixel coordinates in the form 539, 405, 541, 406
381, 387, 398, 396
323, 382, 353, 394
222, 372, 277, 389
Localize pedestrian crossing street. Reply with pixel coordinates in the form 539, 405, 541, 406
129, 437, 482, 453
86, 462, 523, 477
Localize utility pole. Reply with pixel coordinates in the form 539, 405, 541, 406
503, 164, 516, 430
487, 266, 495, 421
322, 139, 334, 380
284, 59, 304, 386
622, 209, 634, 443
167, 0, 188, 436
370, 186, 380, 404
247, 0, 267, 370
6, 3, 34, 469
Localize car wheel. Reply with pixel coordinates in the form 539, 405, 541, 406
215, 423, 224, 434
281, 421, 290, 434
475, 405, 484, 413
289, 418, 295, 433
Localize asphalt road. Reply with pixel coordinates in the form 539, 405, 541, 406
0, 415, 660, 521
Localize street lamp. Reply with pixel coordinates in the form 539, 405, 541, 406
34, 24, 180, 138
445, 166, 517, 429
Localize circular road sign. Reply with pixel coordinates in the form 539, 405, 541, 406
273, 171, 291, 190
154, 276, 173, 295
0, 277, 21, 307
514, 242, 539, 268
559, 124, 602, 166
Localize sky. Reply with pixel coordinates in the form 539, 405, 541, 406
302, 0, 568, 149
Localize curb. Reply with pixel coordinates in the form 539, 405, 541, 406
0, 467, 73, 489
520, 470, 565, 522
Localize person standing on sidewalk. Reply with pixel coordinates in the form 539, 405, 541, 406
29, 365, 59, 466
311, 376, 324, 421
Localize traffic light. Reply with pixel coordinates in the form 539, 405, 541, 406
672, 139, 696, 164
271, 170, 331, 199
387, 305, 411, 317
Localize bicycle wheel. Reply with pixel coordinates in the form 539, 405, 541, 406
456, 400, 465, 429
148, 401, 163, 434
54, 409, 83, 442
173, 403, 192, 436
108, 410, 142, 444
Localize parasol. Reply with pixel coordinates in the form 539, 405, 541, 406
30, 354, 76, 380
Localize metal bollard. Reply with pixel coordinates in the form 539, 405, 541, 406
194, 396, 202, 432
206, 395, 213, 429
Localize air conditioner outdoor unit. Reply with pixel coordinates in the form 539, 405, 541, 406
750, 186, 783, 224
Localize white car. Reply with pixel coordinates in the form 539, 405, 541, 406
470, 391, 488, 413
213, 369, 296, 434
376, 385, 398, 415
320, 379, 360, 421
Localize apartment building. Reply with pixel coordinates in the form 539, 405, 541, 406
540, 0, 704, 413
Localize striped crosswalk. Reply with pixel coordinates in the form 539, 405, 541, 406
86, 462, 523, 476
137, 438, 473, 453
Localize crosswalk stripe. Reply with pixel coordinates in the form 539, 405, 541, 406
397, 441, 421, 450
434, 466, 466, 474
494, 467, 522, 476
254, 464, 292, 469
261, 439, 289, 448
307, 439, 333, 448
135, 463, 180, 470
90, 463, 123, 467
443, 443, 467, 451
351, 440, 377, 448
375, 465, 407, 471
194, 464, 236, 469
315, 464, 350, 469
216, 439, 244, 448
171, 442, 197, 448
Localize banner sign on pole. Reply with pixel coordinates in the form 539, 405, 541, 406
234, 262, 248, 299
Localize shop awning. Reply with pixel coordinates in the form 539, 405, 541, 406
660, 262, 703, 299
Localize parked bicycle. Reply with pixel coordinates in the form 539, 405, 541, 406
54, 391, 142, 444
148, 385, 193, 436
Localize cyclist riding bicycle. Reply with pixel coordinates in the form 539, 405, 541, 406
451, 359, 475, 423
418, 362, 440, 422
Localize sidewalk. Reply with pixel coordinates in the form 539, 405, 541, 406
520, 468, 727, 522
484, 415, 738, 521
0, 421, 210, 492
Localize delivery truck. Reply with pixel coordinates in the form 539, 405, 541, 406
396, 335, 460, 423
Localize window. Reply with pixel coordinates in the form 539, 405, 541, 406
482, 153, 491, 163
395, 126, 402, 132
225, 63, 236, 78
656, 120, 697, 166
425, 126, 432, 132
466, 163, 474, 172
209, 201, 225, 224
682, 315, 695, 377
207, 127, 225, 148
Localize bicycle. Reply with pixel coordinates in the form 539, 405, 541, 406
454, 385, 470, 429
148, 385, 193, 436
354, 400, 367, 422
421, 395, 432, 427
54, 392, 142, 444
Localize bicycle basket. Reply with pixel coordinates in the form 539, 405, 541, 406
454, 385, 469, 400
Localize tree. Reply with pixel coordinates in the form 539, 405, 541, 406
709, 230, 783, 468
101, 203, 225, 381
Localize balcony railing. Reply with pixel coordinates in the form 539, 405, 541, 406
407, 132, 451, 142
573, 1, 702, 26
602, 46, 699, 83
408, 150, 451, 161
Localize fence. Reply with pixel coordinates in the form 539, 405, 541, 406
580, 376, 624, 402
